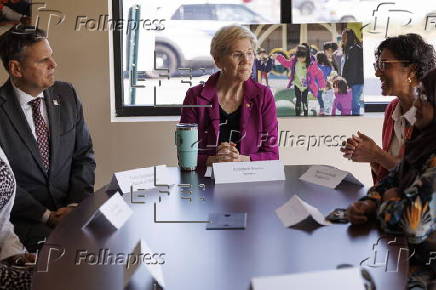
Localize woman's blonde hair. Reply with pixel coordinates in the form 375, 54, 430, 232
210, 25, 257, 60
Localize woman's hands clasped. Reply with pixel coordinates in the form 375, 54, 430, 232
217, 142, 240, 162
340, 131, 381, 162
206, 142, 250, 166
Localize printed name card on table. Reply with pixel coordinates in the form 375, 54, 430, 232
212, 160, 285, 184
124, 239, 166, 288
299, 165, 363, 189
275, 195, 330, 227
204, 166, 213, 178
108, 165, 173, 195
83, 192, 133, 230
251, 267, 365, 290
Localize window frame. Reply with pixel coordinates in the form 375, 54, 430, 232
112, 0, 182, 117
112, 0, 388, 118
364, 102, 388, 112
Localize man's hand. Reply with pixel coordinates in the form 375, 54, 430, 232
47, 207, 74, 227
346, 200, 377, 225
55, 207, 74, 218
5, 253, 36, 266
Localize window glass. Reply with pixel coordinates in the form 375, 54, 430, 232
115, 0, 280, 116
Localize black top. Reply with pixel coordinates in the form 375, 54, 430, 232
342, 43, 364, 85
219, 106, 241, 146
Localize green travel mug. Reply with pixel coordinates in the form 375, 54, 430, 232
175, 123, 198, 171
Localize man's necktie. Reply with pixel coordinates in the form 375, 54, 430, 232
29, 98, 50, 171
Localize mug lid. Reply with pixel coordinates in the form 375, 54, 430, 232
177, 123, 198, 128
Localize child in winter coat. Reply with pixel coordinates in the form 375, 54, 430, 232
274, 44, 325, 116
253, 48, 274, 87
332, 77, 352, 115
316, 51, 336, 115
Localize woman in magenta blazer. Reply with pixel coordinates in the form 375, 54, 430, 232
180, 25, 279, 168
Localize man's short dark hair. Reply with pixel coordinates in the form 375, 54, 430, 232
0, 25, 47, 71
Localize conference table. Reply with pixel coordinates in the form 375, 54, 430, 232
32, 165, 408, 290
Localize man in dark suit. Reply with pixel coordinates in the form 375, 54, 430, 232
0, 25, 96, 252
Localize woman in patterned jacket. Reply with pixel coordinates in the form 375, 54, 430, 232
0, 146, 34, 290
347, 68, 436, 289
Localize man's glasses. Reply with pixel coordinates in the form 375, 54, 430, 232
373, 59, 410, 72
230, 51, 255, 61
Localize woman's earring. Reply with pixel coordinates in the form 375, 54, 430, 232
408, 77, 412, 83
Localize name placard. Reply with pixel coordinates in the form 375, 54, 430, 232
213, 160, 285, 184
299, 165, 363, 189
252, 267, 365, 290
83, 192, 133, 230
108, 165, 171, 194
99, 193, 133, 229
275, 195, 330, 227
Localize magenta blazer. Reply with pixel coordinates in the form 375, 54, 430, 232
180, 72, 279, 168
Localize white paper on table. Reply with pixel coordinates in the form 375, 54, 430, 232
109, 165, 173, 194
251, 267, 365, 290
124, 239, 142, 288
142, 239, 165, 288
299, 165, 363, 189
98, 192, 133, 229
275, 195, 331, 227
213, 160, 285, 184
123, 239, 166, 288
204, 166, 213, 178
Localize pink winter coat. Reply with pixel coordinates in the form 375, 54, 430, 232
276, 54, 326, 97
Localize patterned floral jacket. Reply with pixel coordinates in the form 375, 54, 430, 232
363, 153, 436, 244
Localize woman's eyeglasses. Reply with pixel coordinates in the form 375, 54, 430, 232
373, 59, 410, 72
230, 51, 255, 61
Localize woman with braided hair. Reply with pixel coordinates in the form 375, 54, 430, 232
347, 68, 436, 289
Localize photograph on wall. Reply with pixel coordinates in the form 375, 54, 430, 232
0, 0, 31, 26
247, 23, 364, 117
